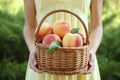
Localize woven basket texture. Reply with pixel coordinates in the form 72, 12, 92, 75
35, 9, 90, 75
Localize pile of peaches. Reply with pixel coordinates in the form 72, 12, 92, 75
37, 20, 84, 49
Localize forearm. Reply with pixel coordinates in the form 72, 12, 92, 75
23, 25, 36, 52
89, 25, 103, 54
89, 0, 103, 54
23, 0, 36, 53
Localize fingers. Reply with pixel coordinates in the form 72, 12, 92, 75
29, 61, 42, 73
29, 52, 43, 73
86, 60, 95, 74
82, 53, 95, 74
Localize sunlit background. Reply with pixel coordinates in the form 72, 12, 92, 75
0, 0, 120, 80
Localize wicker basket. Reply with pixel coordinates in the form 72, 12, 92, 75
35, 9, 90, 75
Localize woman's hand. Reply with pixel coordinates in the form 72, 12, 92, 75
82, 51, 96, 74
28, 47, 43, 73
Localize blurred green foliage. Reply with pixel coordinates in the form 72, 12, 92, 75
0, 59, 27, 80
0, 0, 28, 80
0, 0, 120, 80
97, 0, 120, 80
0, 0, 23, 15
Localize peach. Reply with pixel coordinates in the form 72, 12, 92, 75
62, 33, 83, 47
53, 20, 71, 38
42, 34, 61, 47
38, 22, 53, 41
78, 32, 84, 44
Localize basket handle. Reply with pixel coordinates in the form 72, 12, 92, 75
35, 9, 90, 45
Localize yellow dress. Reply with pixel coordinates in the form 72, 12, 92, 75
25, 0, 101, 80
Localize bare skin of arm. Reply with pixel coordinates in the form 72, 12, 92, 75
23, 0, 103, 74
84, 0, 103, 74
23, 0, 41, 73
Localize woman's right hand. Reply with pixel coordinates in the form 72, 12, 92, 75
28, 47, 43, 73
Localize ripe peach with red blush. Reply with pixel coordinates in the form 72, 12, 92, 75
42, 34, 61, 47
37, 22, 53, 41
53, 20, 71, 38
62, 33, 83, 47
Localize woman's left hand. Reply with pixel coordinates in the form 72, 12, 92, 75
82, 51, 96, 74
